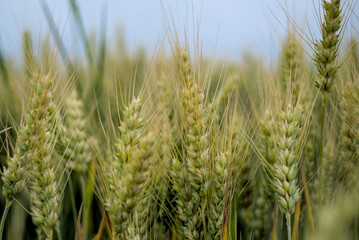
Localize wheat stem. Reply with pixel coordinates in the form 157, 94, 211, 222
80, 176, 88, 240
56, 227, 62, 240
355, 212, 358, 240
318, 94, 327, 206
292, 199, 301, 240
287, 214, 292, 240
300, 164, 314, 232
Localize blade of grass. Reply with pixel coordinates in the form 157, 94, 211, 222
39, 0, 74, 74
229, 196, 237, 240
74, 203, 84, 240
0, 35, 9, 84
104, 210, 113, 238
82, 160, 96, 239
318, 94, 327, 207
0, 200, 11, 240
0, 127, 12, 135
271, 207, 277, 240
277, 209, 283, 240
68, 0, 93, 67
94, 213, 106, 240
91, 2, 108, 120
80, 176, 87, 240
68, 175, 78, 225
97, 2, 107, 83
300, 163, 314, 232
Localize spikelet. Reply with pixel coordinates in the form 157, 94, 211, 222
113, 98, 143, 171
56, 89, 92, 173
131, 132, 159, 240
168, 156, 188, 230
218, 75, 238, 108
280, 34, 304, 104
126, 226, 141, 240
206, 75, 239, 128
109, 135, 154, 239
308, 140, 337, 216
23, 30, 37, 78
29, 135, 60, 240
106, 97, 143, 237
310, 136, 337, 215
229, 120, 251, 193
301, 97, 318, 219
273, 104, 303, 234
207, 152, 228, 239
303, 118, 318, 187
159, 74, 175, 123
172, 49, 209, 239
216, 75, 238, 120
131, 182, 154, 240
21, 75, 60, 239
224, 115, 252, 225
337, 82, 359, 191
259, 109, 277, 203
302, 118, 321, 218
2, 74, 55, 202
313, 0, 342, 93
322, 137, 337, 202
247, 109, 277, 238
245, 168, 272, 240
149, 79, 173, 238
259, 110, 277, 168
105, 98, 154, 239
236, 154, 253, 225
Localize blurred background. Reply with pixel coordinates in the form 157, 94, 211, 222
2, 0, 357, 62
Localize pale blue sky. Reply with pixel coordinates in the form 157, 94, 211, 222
0, 0, 357, 62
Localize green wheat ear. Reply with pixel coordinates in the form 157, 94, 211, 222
2, 74, 55, 202
56, 89, 92, 173
338, 82, 359, 191
280, 34, 304, 105
246, 110, 277, 240
26, 74, 60, 239
1, 73, 61, 240
171, 48, 209, 239
207, 152, 228, 240
314, 0, 342, 93
105, 97, 155, 239
273, 104, 303, 240
246, 167, 273, 240
126, 131, 156, 240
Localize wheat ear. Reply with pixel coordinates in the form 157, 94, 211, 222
106, 98, 154, 239
273, 105, 303, 240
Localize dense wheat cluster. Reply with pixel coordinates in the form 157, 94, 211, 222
0, 0, 359, 239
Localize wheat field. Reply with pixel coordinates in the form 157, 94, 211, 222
0, 0, 359, 239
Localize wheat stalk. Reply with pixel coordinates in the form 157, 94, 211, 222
313, 0, 343, 209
